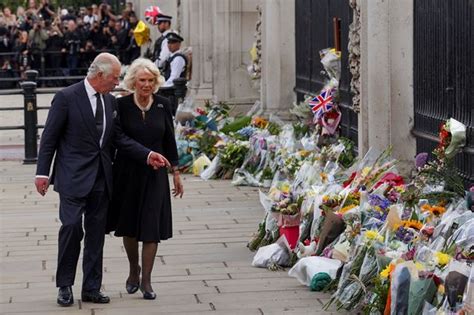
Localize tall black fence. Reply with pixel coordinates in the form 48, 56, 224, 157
413, 0, 474, 186
294, 0, 357, 146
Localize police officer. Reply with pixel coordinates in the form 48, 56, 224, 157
161, 31, 187, 88
152, 14, 172, 68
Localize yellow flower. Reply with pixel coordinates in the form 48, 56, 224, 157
280, 183, 290, 194
322, 195, 329, 203
421, 204, 446, 217
430, 206, 446, 216
338, 204, 356, 215
415, 262, 424, 271
365, 230, 384, 242
361, 167, 372, 177
380, 264, 393, 279
403, 219, 423, 230
320, 172, 328, 183
435, 252, 451, 266
421, 204, 432, 212
299, 150, 311, 158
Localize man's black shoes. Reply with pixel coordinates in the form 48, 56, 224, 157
81, 290, 110, 304
57, 286, 74, 306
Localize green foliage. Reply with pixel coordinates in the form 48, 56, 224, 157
362, 277, 389, 314
292, 122, 310, 140
338, 137, 356, 168
220, 116, 252, 134
266, 121, 282, 135
218, 141, 249, 179
261, 167, 274, 180
248, 216, 266, 251
197, 132, 219, 159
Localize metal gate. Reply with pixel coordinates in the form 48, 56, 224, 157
294, 0, 357, 146
413, 0, 474, 186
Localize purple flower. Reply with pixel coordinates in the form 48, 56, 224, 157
395, 226, 414, 243
415, 152, 428, 168
368, 194, 391, 210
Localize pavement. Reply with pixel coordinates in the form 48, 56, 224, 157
0, 93, 339, 314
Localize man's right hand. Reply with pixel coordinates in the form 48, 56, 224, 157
35, 177, 49, 196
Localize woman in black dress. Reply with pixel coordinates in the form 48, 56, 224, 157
109, 58, 184, 300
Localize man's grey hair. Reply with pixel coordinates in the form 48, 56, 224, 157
87, 53, 120, 78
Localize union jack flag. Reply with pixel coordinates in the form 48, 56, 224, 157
308, 89, 334, 119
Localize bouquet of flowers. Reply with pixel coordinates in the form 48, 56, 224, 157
411, 118, 467, 198
217, 140, 249, 179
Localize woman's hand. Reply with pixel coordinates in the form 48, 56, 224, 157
172, 173, 184, 198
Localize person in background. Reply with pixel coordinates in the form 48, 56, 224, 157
28, 17, 49, 70
114, 20, 129, 63
126, 14, 140, 62
45, 17, 64, 76
26, 0, 38, 17
107, 57, 183, 300
38, 0, 55, 22
152, 14, 172, 69
161, 31, 187, 88
16, 6, 26, 25
3, 7, 17, 28
62, 20, 82, 75
83, 6, 98, 28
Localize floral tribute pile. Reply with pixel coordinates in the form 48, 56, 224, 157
174, 50, 473, 315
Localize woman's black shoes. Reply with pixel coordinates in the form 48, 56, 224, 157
126, 281, 140, 294
125, 266, 141, 294
140, 286, 156, 300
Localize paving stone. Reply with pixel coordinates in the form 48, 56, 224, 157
0, 161, 335, 314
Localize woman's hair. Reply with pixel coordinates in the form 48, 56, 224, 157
123, 58, 164, 93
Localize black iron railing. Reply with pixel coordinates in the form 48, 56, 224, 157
413, 0, 474, 187
0, 70, 187, 164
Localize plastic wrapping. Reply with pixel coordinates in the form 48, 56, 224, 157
192, 154, 211, 176
200, 155, 221, 180
445, 118, 467, 159
175, 94, 195, 124
251, 235, 291, 268
288, 256, 342, 286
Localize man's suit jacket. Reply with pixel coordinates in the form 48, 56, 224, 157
36, 81, 151, 198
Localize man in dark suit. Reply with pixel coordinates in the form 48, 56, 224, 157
34, 53, 169, 307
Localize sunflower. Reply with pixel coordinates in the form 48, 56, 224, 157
421, 204, 432, 212
403, 219, 423, 230
430, 206, 446, 216
421, 204, 446, 217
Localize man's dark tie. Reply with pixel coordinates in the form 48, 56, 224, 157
95, 93, 104, 139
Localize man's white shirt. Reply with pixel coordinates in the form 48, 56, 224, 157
157, 29, 172, 68
162, 50, 186, 87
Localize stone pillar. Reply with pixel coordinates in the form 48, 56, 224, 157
181, 0, 214, 100
388, 0, 416, 172
359, 0, 415, 172
260, 0, 295, 119
212, 0, 260, 109
366, 0, 391, 151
